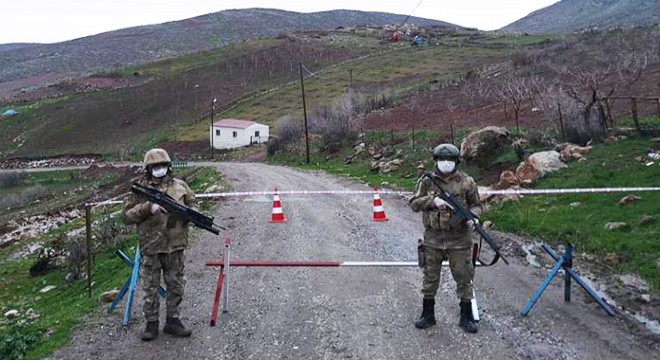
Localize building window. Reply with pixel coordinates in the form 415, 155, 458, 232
232, 131, 238, 138
215, 129, 220, 136
255, 131, 260, 137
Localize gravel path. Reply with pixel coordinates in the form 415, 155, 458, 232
48, 162, 660, 360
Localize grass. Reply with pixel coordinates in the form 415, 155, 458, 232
485, 137, 660, 292
0, 239, 136, 360
181, 44, 507, 141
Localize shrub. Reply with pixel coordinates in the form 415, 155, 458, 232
0, 171, 26, 188
0, 185, 50, 209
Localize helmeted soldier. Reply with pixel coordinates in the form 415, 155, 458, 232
409, 143, 481, 333
122, 148, 196, 341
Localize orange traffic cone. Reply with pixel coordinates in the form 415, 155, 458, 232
270, 187, 287, 223
372, 189, 388, 222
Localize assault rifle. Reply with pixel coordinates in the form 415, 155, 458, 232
130, 183, 226, 235
423, 173, 508, 266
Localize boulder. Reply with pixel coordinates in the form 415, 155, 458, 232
618, 195, 641, 206
4, 309, 19, 318
460, 126, 511, 165
640, 215, 655, 225
604, 222, 629, 231
515, 151, 567, 185
204, 185, 224, 193
496, 170, 520, 189
556, 143, 593, 162
40, 285, 57, 293
99, 289, 120, 303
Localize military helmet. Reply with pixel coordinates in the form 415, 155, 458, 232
432, 143, 460, 164
143, 148, 171, 167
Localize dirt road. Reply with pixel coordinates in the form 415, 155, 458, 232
48, 163, 659, 360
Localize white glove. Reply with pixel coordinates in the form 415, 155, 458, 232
150, 203, 168, 215
467, 218, 479, 228
433, 197, 451, 210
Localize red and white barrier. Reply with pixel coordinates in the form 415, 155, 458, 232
205, 238, 483, 326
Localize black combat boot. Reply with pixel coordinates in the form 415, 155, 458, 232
414, 298, 437, 329
141, 321, 159, 341
459, 301, 478, 334
163, 317, 192, 337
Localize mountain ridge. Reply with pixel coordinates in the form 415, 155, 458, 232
0, 8, 454, 87
500, 0, 659, 34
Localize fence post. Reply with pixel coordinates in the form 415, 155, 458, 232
411, 126, 415, 150
631, 98, 641, 135
557, 102, 565, 141
85, 204, 93, 298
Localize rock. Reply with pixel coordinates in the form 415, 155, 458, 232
40, 285, 57, 293
19, 229, 39, 242
99, 289, 120, 303
618, 195, 641, 206
604, 253, 622, 265
4, 220, 19, 232
496, 170, 520, 189
556, 143, 593, 162
26, 308, 40, 320
515, 151, 567, 185
640, 294, 651, 303
65, 272, 77, 282
603, 136, 618, 145
639, 215, 655, 225
4, 309, 19, 318
416, 163, 426, 177
478, 186, 495, 203
460, 126, 511, 165
604, 222, 629, 231
204, 185, 224, 193
617, 273, 649, 291
482, 220, 493, 229
370, 159, 403, 174
569, 202, 581, 207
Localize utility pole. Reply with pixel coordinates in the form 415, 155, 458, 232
210, 98, 217, 159
299, 63, 310, 164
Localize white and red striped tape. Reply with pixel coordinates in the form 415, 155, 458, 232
85, 187, 660, 207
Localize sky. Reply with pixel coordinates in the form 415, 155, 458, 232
0, 0, 561, 44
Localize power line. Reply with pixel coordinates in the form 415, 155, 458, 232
401, 0, 424, 26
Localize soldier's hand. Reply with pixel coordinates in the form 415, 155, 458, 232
467, 218, 479, 228
433, 196, 452, 210
150, 203, 168, 215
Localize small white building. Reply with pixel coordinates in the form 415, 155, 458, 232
209, 119, 269, 150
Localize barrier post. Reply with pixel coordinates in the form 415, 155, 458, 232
108, 247, 167, 327
85, 204, 93, 298
210, 237, 232, 326
521, 243, 615, 316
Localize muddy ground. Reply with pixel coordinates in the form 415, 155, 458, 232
47, 162, 659, 360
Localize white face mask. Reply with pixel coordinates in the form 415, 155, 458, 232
437, 160, 455, 174
151, 166, 168, 178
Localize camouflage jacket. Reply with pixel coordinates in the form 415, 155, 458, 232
409, 171, 482, 250
122, 175, 197, 255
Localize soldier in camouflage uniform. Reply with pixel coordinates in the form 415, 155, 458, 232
122, 148, 197, 341
409, 143, 481, 333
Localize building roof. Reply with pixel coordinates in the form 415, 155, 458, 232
212, 119, 258, 129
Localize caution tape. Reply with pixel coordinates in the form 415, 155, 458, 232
86, 187, 660, 207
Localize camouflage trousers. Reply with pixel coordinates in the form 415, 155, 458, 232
141, 251, 186, 322
421, 246, 474, 301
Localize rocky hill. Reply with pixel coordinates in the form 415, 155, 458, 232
0, 8, 452, 86
500, 0, 660, 34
